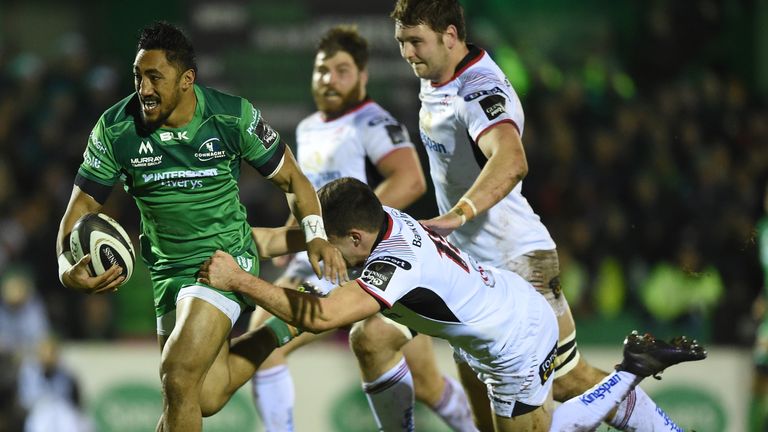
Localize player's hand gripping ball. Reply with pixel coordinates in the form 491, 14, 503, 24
69, 213, 135, 285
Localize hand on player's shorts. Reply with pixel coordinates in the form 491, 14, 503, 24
420, 212, 463, 237
64, 254, 124, 294
198, 250, 242, 292
306, 238, 347, 285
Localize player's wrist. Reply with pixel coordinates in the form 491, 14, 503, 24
301, 214, 327, 243
451, 197, 477, 226
229, 269, 253, 293
57, 252, 74, 285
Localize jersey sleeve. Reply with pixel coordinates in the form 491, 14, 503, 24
77, 117, 121, 187
240, 99, 286, 177
359, 113, 415, 165
355, 254, 421, 309
455, 73, 524, 142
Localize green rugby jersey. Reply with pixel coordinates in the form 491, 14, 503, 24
77, 84, 285, 271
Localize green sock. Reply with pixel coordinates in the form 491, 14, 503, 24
264, 317, 302, 347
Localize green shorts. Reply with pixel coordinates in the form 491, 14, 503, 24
151, 247, 260, 332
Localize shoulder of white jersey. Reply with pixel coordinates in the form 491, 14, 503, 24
455, 53, 524, 134
354, 102, 414, 151
353, 101, 400, 129
456, 55, 517, 103
296, 111, 323, 133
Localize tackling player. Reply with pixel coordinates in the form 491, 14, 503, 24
199, 177, 707, 432
388, 0, 687, 429
247, 25, 475, 432
54, 21, 345, 432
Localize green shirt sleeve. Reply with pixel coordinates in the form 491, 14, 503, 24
77, 117, 121, 186
240, 99, 285, 177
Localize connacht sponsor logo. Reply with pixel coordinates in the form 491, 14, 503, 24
195, 138, 226, 161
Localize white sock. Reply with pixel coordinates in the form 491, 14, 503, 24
252, 365, 295, 432
608, 386, 683, 431
550, 370, 639, 431
431, 375, 478, 432
363, 357, 415, 432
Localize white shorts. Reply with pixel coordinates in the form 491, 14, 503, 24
454, 289, 558, 417
156, 284, 243, 336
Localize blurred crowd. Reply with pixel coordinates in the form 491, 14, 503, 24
0, 0, 764, 387
500, 0, 768, 345
521, 66, 765, 342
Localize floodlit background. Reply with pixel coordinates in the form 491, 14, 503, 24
0, 0, 766, 431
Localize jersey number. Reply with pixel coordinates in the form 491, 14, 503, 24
423, 226, 469, 273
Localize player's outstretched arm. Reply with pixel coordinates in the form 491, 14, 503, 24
56, 186, 124, 294
199, 250, 378, 332
421, 122, 527, 236
266, 146, 347, 283
250, 226, 305, 259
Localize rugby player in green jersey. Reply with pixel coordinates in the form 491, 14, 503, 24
54, 21, 345, 432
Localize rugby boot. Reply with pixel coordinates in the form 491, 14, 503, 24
616, 330, 707, 380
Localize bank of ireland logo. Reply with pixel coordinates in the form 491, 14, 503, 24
236, 255, 253, 272
195, 138, 226, 161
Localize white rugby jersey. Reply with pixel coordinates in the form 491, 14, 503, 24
295, 99, 415, 189
418, 46, 555, 266
357, 207, 547, 365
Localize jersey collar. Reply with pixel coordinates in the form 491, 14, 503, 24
371, 212, 394, 252
431, 44, 484, 88
321, 96, 373, 122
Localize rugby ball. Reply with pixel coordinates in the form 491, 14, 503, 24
69, 213, 135, 284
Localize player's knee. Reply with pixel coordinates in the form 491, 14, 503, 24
349, 317, 407, 360
349, 320, 377, 359
160, 357, 202, 399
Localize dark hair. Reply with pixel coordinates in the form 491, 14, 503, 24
317, 25, 369, 71
391, 0, 466, 41
318, 177, 385, 237
137, 21, 197, 73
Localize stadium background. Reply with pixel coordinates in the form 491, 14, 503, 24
0, 0, 765, 430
